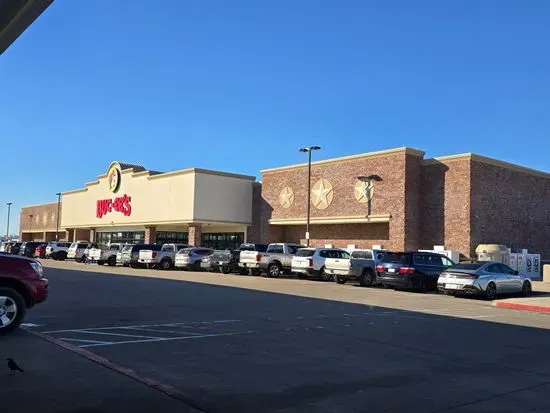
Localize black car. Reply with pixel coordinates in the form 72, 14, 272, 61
9, 242, 22, 255
210, 250, 244, 274
19, 242, 45, 258
377, 251, 455, 291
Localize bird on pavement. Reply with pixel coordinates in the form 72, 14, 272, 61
7, 358, 24, 376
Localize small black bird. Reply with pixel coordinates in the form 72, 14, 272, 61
7, 358, 24, 376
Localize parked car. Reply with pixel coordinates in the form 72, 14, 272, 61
437, 261, 532, 300
0, 254, 48, 334
325, 248, 378, 286
377, 252, 455, 291
291, 248, 349, 281
45, 242, 72, 260
19, 242, 47, 258
9, 242, 22, 256
210, 250, 244, 274
200, 255, 215, 271
258, 243, 304, 277
88, 243, 126, 266
33, 243, 48, 259
138, 243, 189, 270
119, 244, 159, 268
237, 243, 269, 275
175, 248, 214, 270
67, 242, 96, 262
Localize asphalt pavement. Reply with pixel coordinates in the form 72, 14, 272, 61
9, 260, 550, 412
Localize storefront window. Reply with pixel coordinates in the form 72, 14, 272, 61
201, 233, 243, 250
95, 231, 145, 245
156, 232, 189, 245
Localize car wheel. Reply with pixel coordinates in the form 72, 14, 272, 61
97, 260, 105, 266
335, 275, 346, 284
485, 282, 497, 300
319, 267, 331, 282
267, 263, 282, 277
58, 252, 67, 261
108, 256, 116, 266
521, 281, 532, 297
221, 266, 231, 274
0, 288, 27, 335
359, 270, 374, 287
160, 258, 172, 270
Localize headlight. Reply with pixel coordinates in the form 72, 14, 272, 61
30, 262, 43, 278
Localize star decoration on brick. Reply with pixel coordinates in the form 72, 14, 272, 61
354, 180, 374, 203
312, 179, 334, 209
279, 186, 295, 208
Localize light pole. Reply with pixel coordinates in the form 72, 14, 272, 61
357, 175, 382, 216
56, 192, 61, 241
299, 146, 321, 247
6, 202, 12, 241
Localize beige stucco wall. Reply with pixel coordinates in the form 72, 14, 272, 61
61, 167, 254, 229
193, 172, 253, 225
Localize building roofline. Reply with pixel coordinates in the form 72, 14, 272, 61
19, 201, 58, 210
423, 153, 550, 179
261, 147, 425, 174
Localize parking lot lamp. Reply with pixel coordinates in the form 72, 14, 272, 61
56, 192, 61, 241
299, 146, 321, 247
357, 175, 382, 216
6, 202, 12, 241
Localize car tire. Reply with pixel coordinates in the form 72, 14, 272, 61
319, 266, 331, 282
485, 282, 497, 300
521, 281, 532, 297
359, 270, 374, 287
335, 275, 346, 284
58, 252, 67, 261
97, 260, 105, 266
267, 263, 282, 278
221, 266, 231, 274
0, 287, 27, 335
160, 258, 172, 270
107, 256, 116, 266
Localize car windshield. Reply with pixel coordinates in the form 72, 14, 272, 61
382, 253, 410, 265
451, 263, 485, 270
296, 249, 315, 257
178, 248, 192, 254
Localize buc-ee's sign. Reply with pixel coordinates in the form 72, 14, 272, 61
96, 194, 132, 218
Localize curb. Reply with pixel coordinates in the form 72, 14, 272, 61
25, 329, 206, 412
492, 301, 550, 313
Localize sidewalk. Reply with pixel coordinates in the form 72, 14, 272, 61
0, 330, 201, 413
492, 281, 550, 313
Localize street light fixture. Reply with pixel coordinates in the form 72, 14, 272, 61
357, 175, 382, 216
299, 145, 321, 247
6, 202, 12, 241
56, 192, 61, 241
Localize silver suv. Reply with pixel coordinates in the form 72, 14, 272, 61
45, 242, 72, 260
175, 248, 213, 270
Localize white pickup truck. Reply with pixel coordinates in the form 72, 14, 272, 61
88, 243, 125, 266
241, 243, 303, 277
138, 243, 187, 270
325, 248, 385, 286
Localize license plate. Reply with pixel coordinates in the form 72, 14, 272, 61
388, 268, 396, 273
446, 283, 460, 290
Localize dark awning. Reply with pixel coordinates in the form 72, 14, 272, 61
0, 0, 53, 55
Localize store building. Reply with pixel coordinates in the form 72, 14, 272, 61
20, 161, 256, 250
20, 148, 550, 258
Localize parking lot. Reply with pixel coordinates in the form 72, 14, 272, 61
14, 260, 550, 412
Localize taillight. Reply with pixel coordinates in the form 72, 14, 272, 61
376, 265, 383, 273
399, 267, 415, 275
152, 252, 157, 258
307, 258, 313, 267
255, 253, 262, 262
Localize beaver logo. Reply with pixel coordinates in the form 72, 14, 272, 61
107, 165, 121, 193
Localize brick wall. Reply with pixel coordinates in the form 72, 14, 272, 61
20, 202, 62, 233
420, 158, 471, 257
261, 149, 421, 251
403, 154, 422, 250
471, 160, 550, 258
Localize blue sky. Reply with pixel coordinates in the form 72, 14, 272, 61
1, 0, 549, 232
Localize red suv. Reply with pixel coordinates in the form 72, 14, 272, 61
0, 254, 48, 334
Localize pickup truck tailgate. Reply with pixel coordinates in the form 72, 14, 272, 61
240, 250, 260, 264
139, 250, 154, 261
325, 257, 350, 272
88, 249, 102, 261
291, 256, 311, 268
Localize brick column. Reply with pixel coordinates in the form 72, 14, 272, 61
188, 224, 202, 247
145, 226, 157, 244
89, 228, 96, 242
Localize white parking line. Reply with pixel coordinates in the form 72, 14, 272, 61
70, 330, 161, 339
121, 326, 203, 335
60, 338, 112, 345
79, 331, 254, 348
